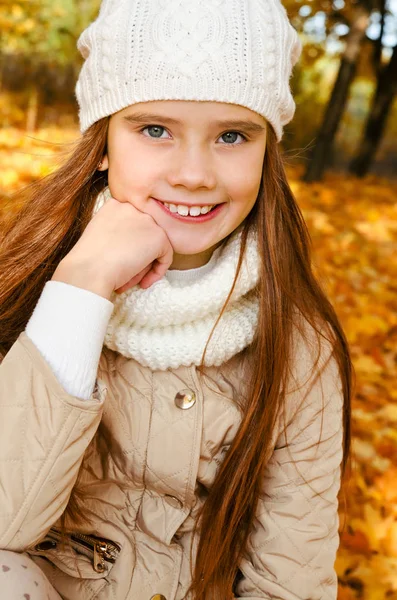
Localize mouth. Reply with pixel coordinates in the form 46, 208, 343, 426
152, 198, 225, 223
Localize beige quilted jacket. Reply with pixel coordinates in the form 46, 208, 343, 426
0, 328, 344, 600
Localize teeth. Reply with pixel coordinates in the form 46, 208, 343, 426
200, 206, 210, 214
189, 206, 201, 217
177, 205, 189, 216
161, 201, 215, 217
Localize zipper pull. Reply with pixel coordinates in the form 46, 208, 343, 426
93, 542, 107, 573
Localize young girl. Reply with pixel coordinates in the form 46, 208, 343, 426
0, 0, 353, 599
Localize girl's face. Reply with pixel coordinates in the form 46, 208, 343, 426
102, 100, 267, 269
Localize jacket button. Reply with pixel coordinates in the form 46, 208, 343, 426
150, 596, 166, 600
174, 389, 196, 409
164, 494, 183, 509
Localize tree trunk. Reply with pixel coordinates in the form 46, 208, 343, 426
26, 85, 39, 133
0, 54, 3, 93
349, 43, 397, 177
372, 0, 386, 75
303, 1, 372, 182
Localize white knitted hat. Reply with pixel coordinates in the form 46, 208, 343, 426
76, 0, 302, 142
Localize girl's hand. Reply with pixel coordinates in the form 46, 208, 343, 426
52, 195, 173, 300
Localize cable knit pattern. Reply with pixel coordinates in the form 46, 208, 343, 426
75, 0, 302, 141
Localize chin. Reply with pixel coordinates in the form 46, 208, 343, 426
166, 231, 222, 257
171, 243, 213, 257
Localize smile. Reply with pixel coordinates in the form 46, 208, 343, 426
152, 198, 225, 223
158, 200, 216, 217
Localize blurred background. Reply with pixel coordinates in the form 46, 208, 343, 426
0, 1, 396, 598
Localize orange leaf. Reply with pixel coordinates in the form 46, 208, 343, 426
338, 584, 357, 600
340, 530, 372, 555
374, 468, 397, 503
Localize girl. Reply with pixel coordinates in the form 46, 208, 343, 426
0, 0, 353, 599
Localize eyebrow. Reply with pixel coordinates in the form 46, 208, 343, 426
122, 112, 266, 134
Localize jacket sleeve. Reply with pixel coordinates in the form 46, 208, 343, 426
0, 332, 106, 551
235, 334, 344, 600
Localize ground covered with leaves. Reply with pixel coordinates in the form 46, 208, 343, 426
1, 128, 396, 599
290, 165, 397, 599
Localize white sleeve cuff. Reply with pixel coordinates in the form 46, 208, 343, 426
25, 280, 114, 400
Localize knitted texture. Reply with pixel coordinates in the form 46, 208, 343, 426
92, 189, 260, 370
105, 232, 259, 369
76, 0, 302, 142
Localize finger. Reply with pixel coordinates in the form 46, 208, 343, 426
139, 270, 160, 289
139, 259, 169, 289
115, 264, 152, 294
116, 266, 152, 293
155, 239, 174, 278
140, 236, 174, 288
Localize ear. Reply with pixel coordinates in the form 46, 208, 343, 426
98, 154, 109, 171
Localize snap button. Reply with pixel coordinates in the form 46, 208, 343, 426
174, 389, 196, 410
164, 494, 183, 509
150, 595, 166, 600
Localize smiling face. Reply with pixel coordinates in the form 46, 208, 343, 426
101, 100, 267, 269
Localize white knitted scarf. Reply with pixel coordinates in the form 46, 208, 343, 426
93, 189, 260, 370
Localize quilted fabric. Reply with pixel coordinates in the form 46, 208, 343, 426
0, 326, 343, 600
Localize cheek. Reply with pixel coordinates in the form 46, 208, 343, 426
229, 167, 262, 207
224, 147, 264, 201
246, 156, 264, 203
107, 141, 158, 201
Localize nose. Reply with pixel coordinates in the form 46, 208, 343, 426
166, 145, 217, 191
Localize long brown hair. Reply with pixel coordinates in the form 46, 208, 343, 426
0, 118, 352, 600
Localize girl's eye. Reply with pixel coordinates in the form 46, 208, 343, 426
218, 131, 247, 145
141, 125, 169, 139
140, 125, 247, 145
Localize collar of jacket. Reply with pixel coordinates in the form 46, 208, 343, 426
93, 188, 260, 370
